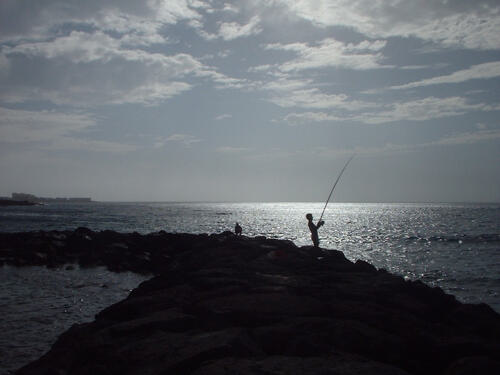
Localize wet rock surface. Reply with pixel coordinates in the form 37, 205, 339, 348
3, 229, 499, 374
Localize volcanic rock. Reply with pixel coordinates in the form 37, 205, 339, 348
3, 230, 498, 374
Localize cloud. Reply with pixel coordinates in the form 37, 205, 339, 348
221, 3, 239, 14
0, 107, 95, 142
0, 107, 135, 152
261, 76, 312, 92
154, 133, 202, 148
269, 88, 377, 110
208, 71, 252, 90
266, 38, 389, 71
195, 14, 263, 41
46, 137, 137, 153
434, 129, 500, 145
217, 15, 262, 40
111, 82, 192, 106
0, 1, 249, 106
389, 61, 500, 90
283, 112, 342, 126
5, 31, 204, 69
0, 1, 203, 44
0, 29, 233, 106
215, 113, 232, 120
279, 96, 500, 126
352, 97, 500, 124
270, 0, 500, 50
216, 146, 253, 153
313, 128, 500, 158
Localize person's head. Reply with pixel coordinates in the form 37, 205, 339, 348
306, 213, 313, 221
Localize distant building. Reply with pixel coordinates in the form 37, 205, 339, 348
12, 193, 38, 202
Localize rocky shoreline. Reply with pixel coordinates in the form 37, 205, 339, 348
0, 199, 37, 206
2, 229, 499, 374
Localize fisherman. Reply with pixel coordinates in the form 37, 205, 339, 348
235, 222, 242, 235
306, 213, 324, 247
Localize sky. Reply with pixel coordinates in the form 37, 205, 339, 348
0, 0, 499, 202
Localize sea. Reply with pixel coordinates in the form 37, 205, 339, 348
0, 202, 499, 373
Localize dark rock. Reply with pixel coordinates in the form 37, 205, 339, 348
444, 356, 500, 375
1, 230, 498, 375
74, 227, 93, 237
191, 355, 412, 375
355, 259, 377, 273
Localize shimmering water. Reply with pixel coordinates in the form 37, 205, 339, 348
0, 265, 148, 374
0, 202, 499, 373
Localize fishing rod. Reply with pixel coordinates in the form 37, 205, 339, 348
318, 155, 355, 223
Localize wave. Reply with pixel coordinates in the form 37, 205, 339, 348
405, 233, 500, 244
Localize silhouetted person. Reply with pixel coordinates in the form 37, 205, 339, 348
235, 222, 242, 235
306, 213, 324, 247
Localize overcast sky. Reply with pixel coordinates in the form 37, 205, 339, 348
1, 0, 499, 202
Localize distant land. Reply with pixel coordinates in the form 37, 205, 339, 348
0, 199, 37, 206
0, 193, 91, 205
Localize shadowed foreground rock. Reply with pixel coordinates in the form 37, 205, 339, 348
3, 229, 499, 375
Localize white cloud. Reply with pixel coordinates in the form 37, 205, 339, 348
1, 30, 217, 106
217, 15, 262, 40
111, 82, 192, 106
0, 107, 135, 152
313, 128, 500, 157
6, 31, 203, 70
353, 97, 500, 124
270, 0, 500, 50
257, 74, 377, 112
216, 146, 252, 153
0, 1, 252, 106
269, 88, 377, 110
0, 107, 95, 143
278, 96, 500, 125
0, 1, 204, 45
261, 77, 312, 92
46, 137, 137, 153
154, 133, 202, 148
407, 12, 500, 50
208, 71, 252, 90
215, 113, 232, 120
266, 38, 389, 71
221, 3, 239, 14
434, 129, 500, 145
283, 112, 342, 126
6, 31, 122, 63
248, 64, 273, 73
151, 0, 204, 24
390, 61, 500, 90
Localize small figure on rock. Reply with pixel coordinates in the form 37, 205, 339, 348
306, 213, 324, 247
235, 222, 242, 235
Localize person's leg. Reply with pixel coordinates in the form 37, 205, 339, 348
312, 234, 319, 247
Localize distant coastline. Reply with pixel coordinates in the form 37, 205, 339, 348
0, 193, 91, 205
0, 199, 37, 206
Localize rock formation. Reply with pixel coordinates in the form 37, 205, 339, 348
2, 229, 499, 374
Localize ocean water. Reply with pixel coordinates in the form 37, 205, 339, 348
0, 202, 499, 373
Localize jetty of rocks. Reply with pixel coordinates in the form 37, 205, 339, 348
1, 229, 499, 374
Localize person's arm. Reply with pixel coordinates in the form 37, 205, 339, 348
317, 220, 325, 228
